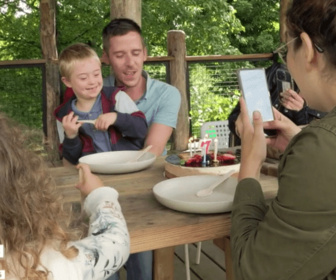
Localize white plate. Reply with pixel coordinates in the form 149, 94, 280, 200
153, 175, 238, 214
79, 151, 156, 174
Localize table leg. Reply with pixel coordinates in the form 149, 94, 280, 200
153, 246, 175, 280
213, 236, 234, 280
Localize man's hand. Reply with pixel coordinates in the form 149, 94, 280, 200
145, 123, 173, 156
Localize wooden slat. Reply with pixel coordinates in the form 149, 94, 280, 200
0, 59, 47, 66
175, 242, 226, 279
0, 53, 274, 67
174, 252, 199, 280
186, 53, 274, 62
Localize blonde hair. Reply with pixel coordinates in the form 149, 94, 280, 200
0, 114, 79, 279
58, 43, 101, 79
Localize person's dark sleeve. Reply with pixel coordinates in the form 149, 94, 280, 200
113, 111, 148, 139
228, 103, 241, 137
306, 107, 327, 122
282, 106, 327, 126
62, 136, 83, 165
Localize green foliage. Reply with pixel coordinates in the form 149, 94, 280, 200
189, 64, 240, 136
0, 0, 280, 59
227, 0, 280, 53
0, 0, 110, 59
0, 0, 41, 59
142, 0, 244, 56
56, 0, 110, 55
0, 68, 43, 128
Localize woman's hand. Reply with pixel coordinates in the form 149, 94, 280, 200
76, 163, 104, 197
235, 97, 267, 181
280, 89, 305, 111
263, 107, 302, 152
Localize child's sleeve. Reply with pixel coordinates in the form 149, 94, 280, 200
70, 187, 130, 279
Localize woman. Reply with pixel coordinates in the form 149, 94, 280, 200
231, 0, 336, 279
0, 114, 130, 279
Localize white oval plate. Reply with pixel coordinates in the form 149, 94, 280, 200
153, 175, 238, 214
79, 151, 156, 174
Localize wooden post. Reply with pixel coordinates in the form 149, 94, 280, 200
110, 0, 142, 26
280, 0, 291, 42
168, 31, 189, 151
40, 0, 60, 162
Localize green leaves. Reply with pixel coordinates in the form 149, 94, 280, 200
229, 0, 280, 53
0, 0, 280, 59
0, 0, 40, 59
142, 0, 244, 56
188, 63, 240, 136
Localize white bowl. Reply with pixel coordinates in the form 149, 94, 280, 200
153, 175, 238, 214
79, 150, 156, 174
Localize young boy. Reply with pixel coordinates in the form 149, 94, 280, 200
54, 43, 148, 164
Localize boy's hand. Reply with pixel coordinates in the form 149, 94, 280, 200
95, 112, 117, 130
62, 112, 81, 139
76, 163, 104, 197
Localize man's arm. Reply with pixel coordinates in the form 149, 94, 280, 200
145, 123, 173, 156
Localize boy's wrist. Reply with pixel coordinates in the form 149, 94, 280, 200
65, 132, 78, 139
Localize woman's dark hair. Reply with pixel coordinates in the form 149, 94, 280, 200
286, 0, 336, 67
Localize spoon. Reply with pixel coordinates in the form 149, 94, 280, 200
77, 119, 96, 124
127, 145, 153, 163
196, 169, 236, 197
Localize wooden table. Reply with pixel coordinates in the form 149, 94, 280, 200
50, 156, 278, 279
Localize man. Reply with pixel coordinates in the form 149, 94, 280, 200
102, 18, 181, 157
101, 18, 181, 280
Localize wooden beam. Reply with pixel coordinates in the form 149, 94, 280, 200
186, 53, 274, 62
280, 0, 291, 42
168, 31, 189, 151
0, 53, 273, 67
0, 59, 47, 66
110, 0, 142, 26
40, 0, 60, 162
